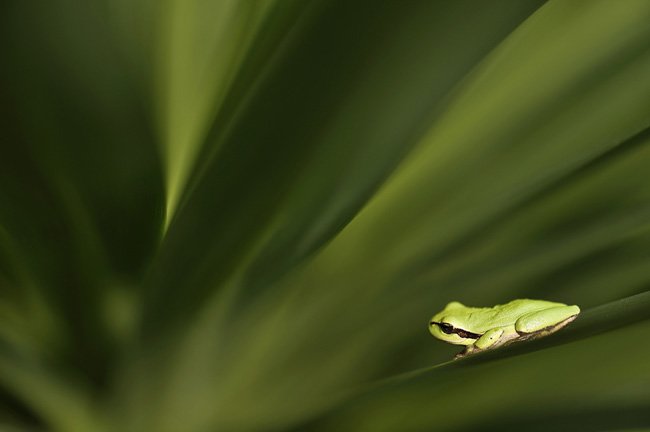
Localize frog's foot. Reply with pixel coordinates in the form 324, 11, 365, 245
454, 345, 477, 359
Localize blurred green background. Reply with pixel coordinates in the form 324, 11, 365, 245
1, 0, 650, 431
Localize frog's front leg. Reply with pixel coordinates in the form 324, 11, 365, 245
475, 328, 505, 350
456, 327, 517, 358
515, 305, 580, 336
474, 326, 520, 350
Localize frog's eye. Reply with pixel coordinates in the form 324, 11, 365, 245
438, 323, 454, 334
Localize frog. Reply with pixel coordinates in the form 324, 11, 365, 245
429, 299, 580, 358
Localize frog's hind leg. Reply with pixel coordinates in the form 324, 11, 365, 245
515, 305, 580, 337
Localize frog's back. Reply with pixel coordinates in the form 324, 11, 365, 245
470, 299, 565, 332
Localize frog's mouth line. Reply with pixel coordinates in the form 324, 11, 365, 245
430, 321, 482, 340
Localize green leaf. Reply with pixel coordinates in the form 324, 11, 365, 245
139, 0, 545, 340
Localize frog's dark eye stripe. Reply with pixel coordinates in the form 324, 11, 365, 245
432, 322, 481, 339
455, 329, 481, 339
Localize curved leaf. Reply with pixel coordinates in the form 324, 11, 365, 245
138, 0, 545, 340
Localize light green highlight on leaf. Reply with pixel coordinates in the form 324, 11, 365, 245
155, 0, 277, 225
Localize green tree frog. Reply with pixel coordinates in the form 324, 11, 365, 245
429, 299, 580, 358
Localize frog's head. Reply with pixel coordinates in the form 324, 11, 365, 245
428, 301, 482, 346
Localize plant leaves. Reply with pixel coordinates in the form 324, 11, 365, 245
1, 0, 650, 431
138, 0, 545, 340
0, 0, 163, 400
